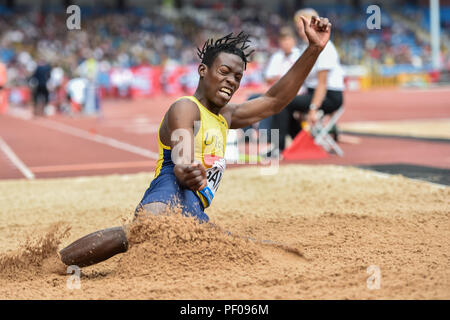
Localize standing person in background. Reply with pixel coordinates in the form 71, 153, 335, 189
246, 27, 303, 154
66, 77, 88, 115
264, 27, 305, 155
30, 58, 51, 117
271, 8, 344, 152
76, 56, 100, 115
0, 61, 8, 115
47, 66, 65, 113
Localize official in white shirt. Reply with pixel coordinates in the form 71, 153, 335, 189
246, 27, 304, 150
273, 8, 344, 151
264, 28, 302, 86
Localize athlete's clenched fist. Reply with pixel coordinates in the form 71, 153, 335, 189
299, 15, 332, 50
174, 161, 207, 191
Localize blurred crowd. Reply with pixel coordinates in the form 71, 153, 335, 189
331, 7, 450, 75
0, 3, 448, 114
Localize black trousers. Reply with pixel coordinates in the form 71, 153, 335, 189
272, 88, 343, 151
33, 86, 49, 116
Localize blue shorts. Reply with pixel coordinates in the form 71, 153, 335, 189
135, 165, 209, 222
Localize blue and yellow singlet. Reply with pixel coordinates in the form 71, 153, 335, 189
136, 96, 228, 222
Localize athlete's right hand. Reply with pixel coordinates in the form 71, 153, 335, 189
301, 15, 331, 50
174, 161, 207, 191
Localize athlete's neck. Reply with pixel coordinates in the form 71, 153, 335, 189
193, 90, 221, 115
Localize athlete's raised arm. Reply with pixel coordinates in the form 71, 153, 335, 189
222, 16, 332, 129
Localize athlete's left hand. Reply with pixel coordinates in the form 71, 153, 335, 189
174, 161, 207, 191
300, 15, 332, 50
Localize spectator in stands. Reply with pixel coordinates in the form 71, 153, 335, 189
0, 4, 448, 113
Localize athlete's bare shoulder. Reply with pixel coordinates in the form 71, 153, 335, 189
159, 97, 200, 147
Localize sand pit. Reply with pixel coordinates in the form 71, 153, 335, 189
0, 165, 449, 299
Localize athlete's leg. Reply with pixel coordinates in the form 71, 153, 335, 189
59, 202, 168, 268
59, 167, 210, 269
133, 201, 168, 219
59, 226, 128, 268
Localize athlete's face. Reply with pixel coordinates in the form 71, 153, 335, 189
199, 52, 244, 108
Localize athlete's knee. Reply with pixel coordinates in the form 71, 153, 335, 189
134, 202, 168, 220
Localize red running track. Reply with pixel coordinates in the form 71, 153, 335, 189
0, 87, 449, 180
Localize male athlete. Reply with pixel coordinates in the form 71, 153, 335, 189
59, 15, 332, 268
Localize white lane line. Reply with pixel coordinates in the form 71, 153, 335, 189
6, 108, 159, 159
9, 114, 159, 159
0, 137, 35, 179
38, 119, 160, 159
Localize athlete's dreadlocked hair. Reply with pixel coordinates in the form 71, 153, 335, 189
197, 31, 254, 70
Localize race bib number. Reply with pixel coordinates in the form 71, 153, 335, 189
199, 157, 226, 207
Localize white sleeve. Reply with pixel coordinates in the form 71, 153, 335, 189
315, 42, 338, 72
264, 52, 281, 80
